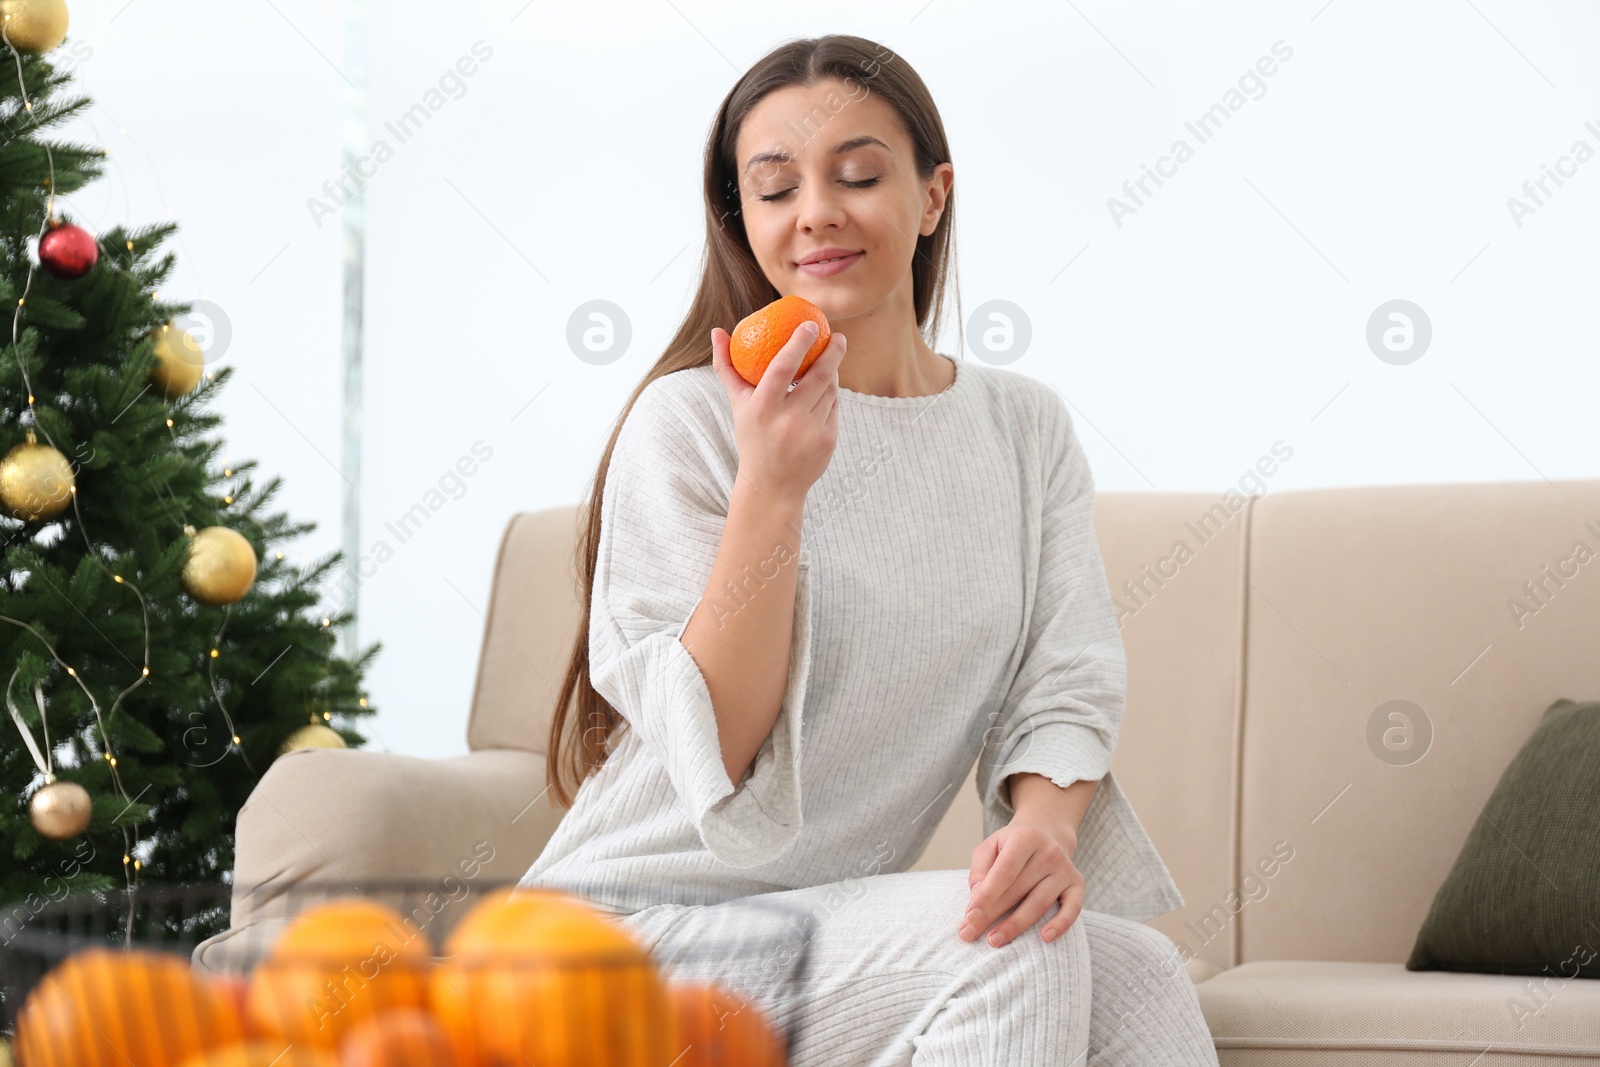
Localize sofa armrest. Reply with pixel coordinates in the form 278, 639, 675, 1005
229, 746, 561, 930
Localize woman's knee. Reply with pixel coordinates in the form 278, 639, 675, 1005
1079, 911, 1192, 1007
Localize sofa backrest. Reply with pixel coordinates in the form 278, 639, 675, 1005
1229, 478, 1600, 969
467, 481, 1600, 973
466, 506, 586, 756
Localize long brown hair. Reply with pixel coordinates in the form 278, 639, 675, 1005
546, 33, 962, 807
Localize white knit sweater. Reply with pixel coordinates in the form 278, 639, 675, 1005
520, 354, 1184, 923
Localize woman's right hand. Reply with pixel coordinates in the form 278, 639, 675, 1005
710, 321, 846, 503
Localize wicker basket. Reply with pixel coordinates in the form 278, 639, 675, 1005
0, 878, 814, 1063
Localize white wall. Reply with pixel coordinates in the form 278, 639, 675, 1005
60, 0, 1600, 759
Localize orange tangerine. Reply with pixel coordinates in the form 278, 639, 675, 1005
429, 887, 676, 1067
174, 1041, 340, 1067
337, 1008, 456, 1067
207, 973, 253, 1035
245, 899, 430, 1050
13, 947, 245, 1067
730, 295, 830, 387
669, 979, 787, 1066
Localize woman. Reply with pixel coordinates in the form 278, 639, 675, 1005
521, 33, 1220, 1066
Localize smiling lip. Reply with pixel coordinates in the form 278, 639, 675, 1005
797, 250, 863, 277
798, 247, 863, 265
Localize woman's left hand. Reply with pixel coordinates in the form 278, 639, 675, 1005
961, 815, 1086, 948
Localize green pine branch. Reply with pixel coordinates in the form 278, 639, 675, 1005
0, 43, 380, 912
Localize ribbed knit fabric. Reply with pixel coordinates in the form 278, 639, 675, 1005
617, 867, 1220, 1066
520, 353, 1185, 923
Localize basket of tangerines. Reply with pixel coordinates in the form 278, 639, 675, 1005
0, 879, 808, 1066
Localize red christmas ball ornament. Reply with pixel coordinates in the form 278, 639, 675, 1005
38, 219, 98, 280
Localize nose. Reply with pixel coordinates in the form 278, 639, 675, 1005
794, 175, 849, 235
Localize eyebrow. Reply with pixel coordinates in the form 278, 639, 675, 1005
743, 135, 890, 174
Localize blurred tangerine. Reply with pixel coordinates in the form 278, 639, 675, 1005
429, 887, 676, 1067
337, 1008, 456, 1067
14, 947, 244, 1067
245, 899, 429, 1050
670, 979, 787, 1066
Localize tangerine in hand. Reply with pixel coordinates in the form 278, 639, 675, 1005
730, 295, 831, 387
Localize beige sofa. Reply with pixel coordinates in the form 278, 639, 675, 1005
195, 483, 1600, 1064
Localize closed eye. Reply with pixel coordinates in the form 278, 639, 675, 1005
758, 178, 881, 203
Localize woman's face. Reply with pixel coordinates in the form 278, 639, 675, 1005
733, 77, 951, 322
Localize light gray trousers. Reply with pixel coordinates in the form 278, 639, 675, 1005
616, 867, 1220, 1067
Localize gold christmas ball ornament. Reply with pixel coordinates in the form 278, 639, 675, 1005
0, 428, 74, 522
149, 321, 205, 398
29, 779, 92, 839
180, 524, 257, 605
0, 0, 68, 53
278, 723, 347, 756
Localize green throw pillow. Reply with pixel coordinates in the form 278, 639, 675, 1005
1407, 697, 1600, 978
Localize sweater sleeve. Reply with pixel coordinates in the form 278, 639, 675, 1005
976, 392, 1127, 840
587, 377, 814, 869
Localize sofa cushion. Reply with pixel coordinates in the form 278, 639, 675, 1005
1407, 698, 1600, 977
1197, 960, 1600, 1066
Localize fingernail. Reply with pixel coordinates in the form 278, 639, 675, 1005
801, 322, 819, 338
959, 923, 973, 938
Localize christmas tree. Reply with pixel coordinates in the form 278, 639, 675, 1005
0, 9, 378, 912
